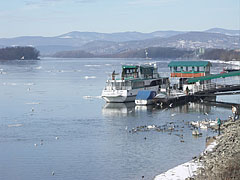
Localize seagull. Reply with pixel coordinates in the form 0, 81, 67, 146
31, 108, 34, 112
125, 126, 128, 131
55, 136, 59, 140
52, 171, 55, 176
34, 143, 37, 147
169, 103, 173, 107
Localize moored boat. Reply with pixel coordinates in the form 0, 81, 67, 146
135, 90, 157, 105
101, 63, 169, 103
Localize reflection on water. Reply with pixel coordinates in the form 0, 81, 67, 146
103, 102, 214, 117
172, 102, 212, 114
102, 102, 135, 117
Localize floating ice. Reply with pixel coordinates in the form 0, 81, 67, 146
84, 65, 100, 67
26, 102, 40, 105
8, 124, 23, 127
24, 83, 35, 86
3, 82, 17, 86
35, 66, 42, 70
83, 96, 101, 99
84, 76, 96, 79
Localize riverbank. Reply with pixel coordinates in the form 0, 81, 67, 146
154, 118, 240, 180
154, 139, 216, 180
193, 119, 240, 179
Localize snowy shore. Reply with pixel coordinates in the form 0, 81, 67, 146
154, 139, 217, 180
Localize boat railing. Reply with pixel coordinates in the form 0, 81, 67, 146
104, 86, 132, 91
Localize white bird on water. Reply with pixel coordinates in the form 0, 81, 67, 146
55, 136, 59, 140
169, 103, 173, 107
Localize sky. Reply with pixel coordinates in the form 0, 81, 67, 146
0, 0, 239, 38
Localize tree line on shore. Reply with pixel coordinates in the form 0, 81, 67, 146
0, 46, 40, 60
200, 49, 240, 61
0, 46, 239, 61
53, 47, 240, 61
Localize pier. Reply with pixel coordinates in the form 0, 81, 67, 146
154, 61, 240, 107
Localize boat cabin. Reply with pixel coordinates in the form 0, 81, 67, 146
121, 64, 159, 80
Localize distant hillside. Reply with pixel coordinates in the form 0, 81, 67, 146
77, 32, 239, 55
0, 46, 40, 60
205, 28, 240, 36
0, 28, 239, 56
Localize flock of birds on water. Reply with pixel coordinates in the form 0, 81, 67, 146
20, 85, 218, 177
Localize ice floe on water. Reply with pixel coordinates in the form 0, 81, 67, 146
35, 66, 42, 70
84, 65, 101, 67
24, 83, 35, 86
46, 69, 82, 73
82, 96, 101, 99
25, 102, 40, 105
8, 124, 23, 127
3, 82, 17, 86
84, 76, 96, 79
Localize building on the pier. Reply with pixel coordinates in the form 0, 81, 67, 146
168, 61, 212, 92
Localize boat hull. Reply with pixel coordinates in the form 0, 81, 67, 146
102, 95, 136, 103
102, 86, 159, 103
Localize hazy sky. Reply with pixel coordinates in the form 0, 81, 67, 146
0, 0, 239, 38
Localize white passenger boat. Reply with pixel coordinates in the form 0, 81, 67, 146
101, 63, 169, 103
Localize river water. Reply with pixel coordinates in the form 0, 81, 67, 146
0, 58, 239, 180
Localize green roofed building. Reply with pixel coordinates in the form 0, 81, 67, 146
168, 61, 212, 92
168, 61, 211, 78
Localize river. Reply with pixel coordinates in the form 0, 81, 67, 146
0, 58, 238, 180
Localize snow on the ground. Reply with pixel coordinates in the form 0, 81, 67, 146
154, 141, 217, 180
154, 160, 201, 180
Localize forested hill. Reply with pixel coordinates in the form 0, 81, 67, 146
0, 46, 40, 60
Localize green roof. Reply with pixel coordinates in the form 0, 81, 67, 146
122, 65, 139, 69
188, 71, 240, 83
168, 61, 211, 67
122, 65, 154, 69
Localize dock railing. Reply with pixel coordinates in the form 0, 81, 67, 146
192, 80, 240, 94
192, 82, 217, 94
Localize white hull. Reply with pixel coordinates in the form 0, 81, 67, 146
102, 86, 159, 103
102, 95, 136, 103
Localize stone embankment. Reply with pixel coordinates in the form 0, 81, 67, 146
192, 120, 240, 180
